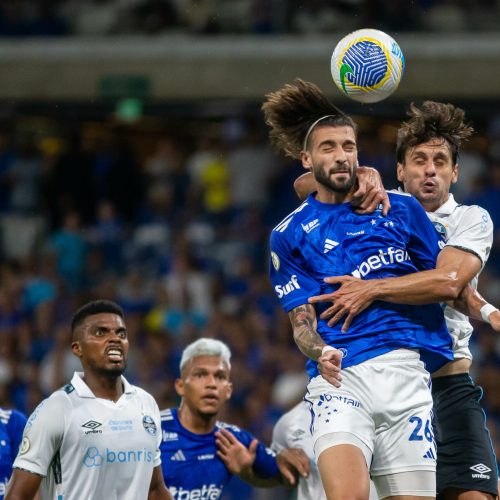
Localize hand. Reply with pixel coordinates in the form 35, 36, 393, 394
308, 276, 375, 331
215, 428, 257, 475
351, 166, 390, 216
491, 310, 500, 332
276, 448, 310, 486
318, 347, 343, 387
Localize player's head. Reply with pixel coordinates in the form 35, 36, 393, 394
176, 338, 232, 420
262, 78, 358, 194
396, 101, 474, 211
71, 300, 129, 377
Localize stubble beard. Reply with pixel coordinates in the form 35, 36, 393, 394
314, 161, 357, 193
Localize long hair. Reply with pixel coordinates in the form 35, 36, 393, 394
261, 79, 356, 159
396, 101, 474, 164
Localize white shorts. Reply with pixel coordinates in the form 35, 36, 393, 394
306, 349, 436, 477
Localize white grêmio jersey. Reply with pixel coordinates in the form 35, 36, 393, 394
426, 194, 493, 360
13, 372, 162, 500
271, 401, 379, 500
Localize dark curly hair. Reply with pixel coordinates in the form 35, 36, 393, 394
396, 101, 474, 165
261, 78, 356, 159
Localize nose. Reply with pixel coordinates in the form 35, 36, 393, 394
424, 161, 436, 177
205, 374, 217, 388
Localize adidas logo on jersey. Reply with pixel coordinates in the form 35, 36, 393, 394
470, 463, 491, 479
171, 450, 186, 461
324, 239, 339, 254
422, 448, 436, 459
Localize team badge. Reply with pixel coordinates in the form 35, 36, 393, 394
19, 437, 30, 455
432, 221, 447, 241
142, 415, 157, 436
271, 252, 280, 271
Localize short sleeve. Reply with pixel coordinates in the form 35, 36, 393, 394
446, 205, 493, 268
271, 414, 289, 454
13, 394, 67, 476
269, 230, 322, 312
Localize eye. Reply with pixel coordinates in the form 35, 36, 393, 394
95, 329, 105, 337
117, 331, 127, 339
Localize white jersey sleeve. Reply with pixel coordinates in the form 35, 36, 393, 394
444, 204, 493, 269
14, 392, 68, 476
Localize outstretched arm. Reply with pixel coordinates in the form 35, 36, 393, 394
289, 304, 342, 387
309, 246, 481, 331
453, 285, 500, 331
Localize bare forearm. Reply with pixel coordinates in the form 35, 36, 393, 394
289, 304, 325, 360
372, 269, 462, 305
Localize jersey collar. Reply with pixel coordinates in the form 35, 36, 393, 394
71, 371, 135, 398
431, 193, 458, 216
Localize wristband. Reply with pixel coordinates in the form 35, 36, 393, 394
480, 303, 499, 324
322, 345, 336, 356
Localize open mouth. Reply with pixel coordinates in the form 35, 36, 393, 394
201, 395, 219, 404
106, 348, 123, 362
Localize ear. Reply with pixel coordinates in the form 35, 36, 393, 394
71, 341, 82, 359
396, 162, 405, 183
174, 378, 184, 397
226, 381, 233, 401
451, 163, 458, 184
300, 150, 312, 171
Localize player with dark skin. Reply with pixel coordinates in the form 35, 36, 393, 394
6, 303, 172, 500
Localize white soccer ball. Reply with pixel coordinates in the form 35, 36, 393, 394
331, 28, 405, 104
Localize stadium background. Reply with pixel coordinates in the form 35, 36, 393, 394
0, 1, 499, 498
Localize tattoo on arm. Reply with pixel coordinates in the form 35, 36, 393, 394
289, 304, 324, 360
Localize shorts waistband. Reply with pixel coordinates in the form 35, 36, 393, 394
366, 349, 420, 363
431, 372, 472, 391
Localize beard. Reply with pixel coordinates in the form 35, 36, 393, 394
313, 160, 357, 193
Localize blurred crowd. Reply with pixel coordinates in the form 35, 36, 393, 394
0, 107, 499, 497
1, 0, 500, 37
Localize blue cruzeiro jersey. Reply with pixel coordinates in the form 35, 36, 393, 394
160, 408, 279, 500
270, 191, 453, 377
0, 408, 27, 499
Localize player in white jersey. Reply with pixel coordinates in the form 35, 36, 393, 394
307, 102, 499, 500
272, 400, 380, 500
6, 300, 172, 500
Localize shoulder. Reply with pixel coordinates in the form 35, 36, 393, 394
454, 203, 492, 225
132, 385, 159, 408
216, 421, 245, 437
160, 408, 175, 426
271, 201, 311, 236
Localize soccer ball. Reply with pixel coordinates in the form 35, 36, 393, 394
331, 28, 405, 104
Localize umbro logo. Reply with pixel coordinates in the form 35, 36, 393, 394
324, 239, 339, 254
291, 429, 305, 442
470, 463, 491, 473
171, 450, 186, 461
422, 448, 436, 459
81, 420, 103, 435
82, 420, 102, 430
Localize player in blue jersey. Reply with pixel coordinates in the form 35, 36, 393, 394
304, 101, 499, 500
0, 408, 26, 500
262, 79, 454, 500
160, 338, 310, 500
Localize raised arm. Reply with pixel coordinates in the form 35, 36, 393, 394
289, 304, 342, 387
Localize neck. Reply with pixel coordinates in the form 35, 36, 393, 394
178, 403, 217, 434
83, 371, 124, 402
315, 184, 355, 204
